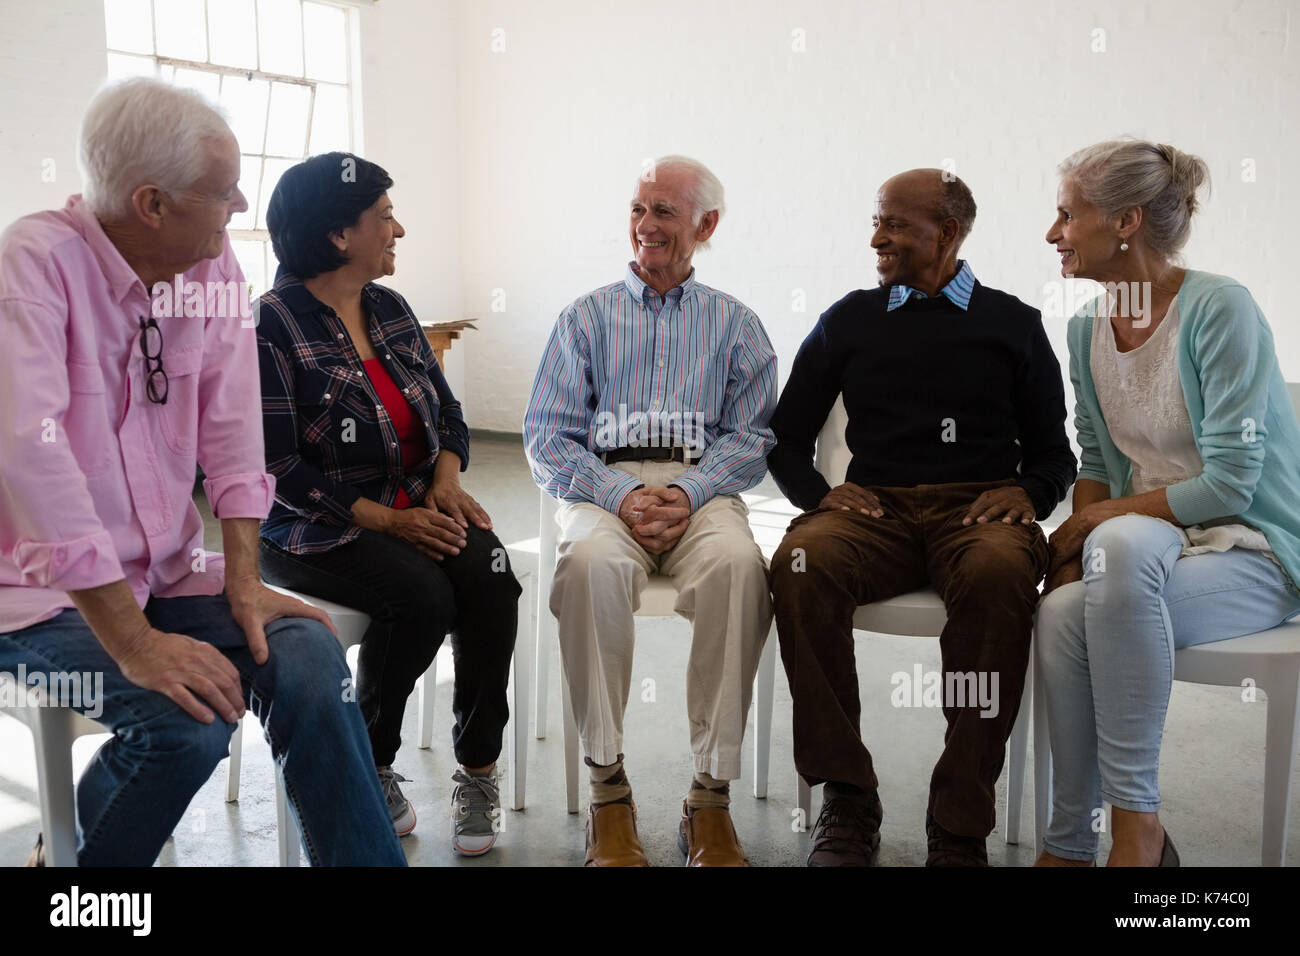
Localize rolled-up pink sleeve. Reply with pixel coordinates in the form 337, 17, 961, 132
196, 245, 276, 520
0, 292, 125, 591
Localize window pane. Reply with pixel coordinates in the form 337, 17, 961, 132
309, 83, 350, 154
154, 0, 208, 61
256, 157, 297, 229
106, 52, 158, 81
303, 2, 348, 83
232, 240, 266, 297
219, 75, 271, 154
104, 0, 154, 55
228, 157, 262, 230
258, 0, 303, 76
264, 82, 311, 157
207, 0, 258, 69
173, 67, 220, 103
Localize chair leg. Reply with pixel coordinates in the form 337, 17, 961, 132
535, 568, 553, 741
417, 652, 438, 750
797, 775, 813, 832
1033, 650, 1052, 855
225, 716, 243, 802
753, 623, 776, 799
274, 762, 300, 867
561, 671, 580, 814
1004, 656, 1032, 844
31, 708, 78, 867
507, 571, 534, 810
1260, 665, 1300, 866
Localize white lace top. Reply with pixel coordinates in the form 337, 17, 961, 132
1091, 297, 1276, 559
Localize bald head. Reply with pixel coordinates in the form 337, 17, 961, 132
871, 168, 977, 294
879, 168, 977, 248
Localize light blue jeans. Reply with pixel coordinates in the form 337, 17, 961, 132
1034, 514, 1300, 860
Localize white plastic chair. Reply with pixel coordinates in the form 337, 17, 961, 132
0, 673, 115, 866
1034, 382, 1300, 865
535, 489, 778, 813
793, 396, 1035, 844
261, 572, 534, 865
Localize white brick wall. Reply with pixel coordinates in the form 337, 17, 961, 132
0, 0, 107, 229
3, 0, 1296, 436
453, 0, 1300, 431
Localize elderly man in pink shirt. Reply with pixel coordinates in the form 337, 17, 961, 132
0, 78, 405, 866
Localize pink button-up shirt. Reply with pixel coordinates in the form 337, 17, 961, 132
0, 195, 274, 633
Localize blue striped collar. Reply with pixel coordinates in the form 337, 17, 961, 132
624, 262, 698, 304
886, 260, 976, 311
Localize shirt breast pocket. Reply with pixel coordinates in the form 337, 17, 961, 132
296, 364, 375, 446
64, 361, 113, 477
158, 344, 205, 456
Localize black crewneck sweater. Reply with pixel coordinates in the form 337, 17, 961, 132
767, 282, 1077, 517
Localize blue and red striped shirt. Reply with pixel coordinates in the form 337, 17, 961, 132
523, 263, 777, 513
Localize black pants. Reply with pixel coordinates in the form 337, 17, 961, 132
260, 525, 520, 768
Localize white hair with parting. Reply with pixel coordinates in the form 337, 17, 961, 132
78, 76, 232, 220
638, 154, 726, 250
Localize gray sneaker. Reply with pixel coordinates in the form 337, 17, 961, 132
450, 768, 501, 856
377, 766, 416, 836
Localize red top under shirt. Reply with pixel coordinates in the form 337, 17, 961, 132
363, 358, 429, 509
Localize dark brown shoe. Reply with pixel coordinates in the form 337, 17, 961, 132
677, 801, 749, 866
23, 833, 44, 867
925, 810, 988, 867
584, 801, 649, 867
806, 787, 883, 866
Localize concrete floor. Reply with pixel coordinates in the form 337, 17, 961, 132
2, 433, 1297, 866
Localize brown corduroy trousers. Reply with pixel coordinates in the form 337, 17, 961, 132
770, 479, 1050, 838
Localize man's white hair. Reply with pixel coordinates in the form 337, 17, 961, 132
639, 154, 725, 250
78, 77, 232, 220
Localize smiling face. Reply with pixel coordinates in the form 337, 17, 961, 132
1046, 176, 1123, 280
629, 165, 716, 293
870, 172, 958, 295
337, 191, 405, 280
161, 131, 247, 267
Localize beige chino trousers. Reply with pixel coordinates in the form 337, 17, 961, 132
550, 460, 772, 780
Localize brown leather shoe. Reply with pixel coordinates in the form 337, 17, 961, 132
584, 801, 649, 866
677, 801, 749, 866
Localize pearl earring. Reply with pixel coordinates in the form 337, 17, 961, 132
1120, 240, 1129, 251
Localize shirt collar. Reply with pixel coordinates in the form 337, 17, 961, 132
271, 266, 384, 316
66, 195, 148, 305
623, 261, 698, 305
886, 259, 976, 311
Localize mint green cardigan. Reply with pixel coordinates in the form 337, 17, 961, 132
1067, 269, 1300, 589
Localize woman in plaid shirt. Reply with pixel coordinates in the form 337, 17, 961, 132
255, 153, 519, 856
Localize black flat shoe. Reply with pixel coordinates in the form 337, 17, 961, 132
1158, 830, 1180, 867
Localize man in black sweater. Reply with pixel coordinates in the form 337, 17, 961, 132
768, 169, 1075, 866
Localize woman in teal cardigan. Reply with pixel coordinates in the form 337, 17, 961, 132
1036, 139, 1300, 867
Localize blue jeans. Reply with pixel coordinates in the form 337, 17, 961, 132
0, 594, 407, 866
1034, 514, 1300, 860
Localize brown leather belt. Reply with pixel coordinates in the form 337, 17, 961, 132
601, 445, 691, 465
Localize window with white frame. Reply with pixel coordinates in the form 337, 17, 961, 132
103, 0, 358, 295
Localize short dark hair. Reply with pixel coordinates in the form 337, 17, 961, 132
266, 151, 394, 278
937, 175, 977, 248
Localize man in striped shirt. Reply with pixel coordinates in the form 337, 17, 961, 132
523, 156, 777, 867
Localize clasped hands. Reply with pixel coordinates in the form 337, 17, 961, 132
618, 485, 692, 555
